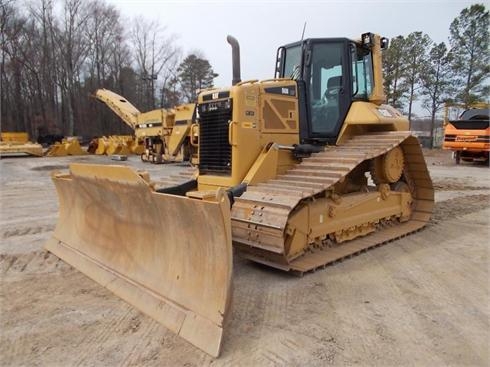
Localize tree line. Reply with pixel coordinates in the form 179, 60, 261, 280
383, 3, 489, 130
0, 0, 217, 139
1, 1, 488, 140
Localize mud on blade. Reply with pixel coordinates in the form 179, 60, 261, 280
45, 163, 232, 357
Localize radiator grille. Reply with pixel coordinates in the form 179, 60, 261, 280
444, 134, 490, 143
198, 100, 232, 175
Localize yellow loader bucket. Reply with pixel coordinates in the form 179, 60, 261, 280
65, 139, 87, 155
45, 164, 232, 356
45, 142, 68, 157
95, 137, 108, 155
46, 139, 87, 156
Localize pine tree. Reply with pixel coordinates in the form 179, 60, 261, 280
383, 36, 409, 111
403, 32, 432, 123
449, 4, 489, 106
177, 54, 218, 103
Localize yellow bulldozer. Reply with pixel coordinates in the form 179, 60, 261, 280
94, 89, 198, 163
45, 33, 434, 356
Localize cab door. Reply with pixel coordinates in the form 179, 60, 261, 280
303, 39, 352, 143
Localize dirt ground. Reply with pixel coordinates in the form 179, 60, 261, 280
1, 150, 489, 366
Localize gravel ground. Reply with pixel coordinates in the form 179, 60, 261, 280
1, 149, 489, 366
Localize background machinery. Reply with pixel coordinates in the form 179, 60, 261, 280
94, 89, 198, 163
442, 103, 489, 164
89, 135, 143, 156
46, 33, 433, 356
0, 132, 43, 157
1, 132, 88, 158
45, 137, 87, 157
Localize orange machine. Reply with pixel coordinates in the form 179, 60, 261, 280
443, 104, 489, 164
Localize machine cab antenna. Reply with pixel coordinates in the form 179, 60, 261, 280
301, 21, 307, 40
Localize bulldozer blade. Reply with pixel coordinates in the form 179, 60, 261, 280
45, 163, 232, 357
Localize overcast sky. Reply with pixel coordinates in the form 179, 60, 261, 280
105, 0, 478, 114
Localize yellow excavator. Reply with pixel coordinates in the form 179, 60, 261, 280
94, 89, 198, 163
45, 33, 433, 357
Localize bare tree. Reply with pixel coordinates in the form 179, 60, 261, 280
85, 1, 122, 86
160, 52, 182, 108
1, 1, 32, 134
131, 16, 179, 110
26, 0, 60, 136
0, 0, 18, 131
403, 32, 432, 125
0, 1, 210, 139
420, 43, 455, 147
110, 31, 132, 95
52, 0, 91, 135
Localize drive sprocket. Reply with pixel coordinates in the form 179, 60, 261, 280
370, 146, 404, 184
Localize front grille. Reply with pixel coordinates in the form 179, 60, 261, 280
444, 134, 490, 142
198, 99, 232, 175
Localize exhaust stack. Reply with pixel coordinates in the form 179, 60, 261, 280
227, 35, 241, 86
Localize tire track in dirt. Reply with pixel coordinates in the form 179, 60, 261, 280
118, 320, 201, 367
431, 194, 490, 223
2, 224, 56, 239
73, 305, 135, 366
119, 321, 161, 367
2, 330, 35, 367
0, 218, 58, 255
432, 177, 490, 191
1, 271, 111, 366
377, 216, 489, 366
313, 254, 440, 365
256, 280, 296, 367
0, 251, 69, 276
218, 260, 344, 366
218, 261, 272, 364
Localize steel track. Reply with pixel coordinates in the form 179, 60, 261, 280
231, 132, 434, 273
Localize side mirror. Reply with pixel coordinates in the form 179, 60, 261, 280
380, 37, 389, 50
361, 32, 373, 48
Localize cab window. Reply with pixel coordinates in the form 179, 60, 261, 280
352, 46, 373, 99
309, 42, 344, 135
283, 45, 302, 79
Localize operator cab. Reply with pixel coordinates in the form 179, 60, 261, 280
275, 33, 384, 145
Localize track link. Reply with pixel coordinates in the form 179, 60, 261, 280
231, 131, 434, 273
